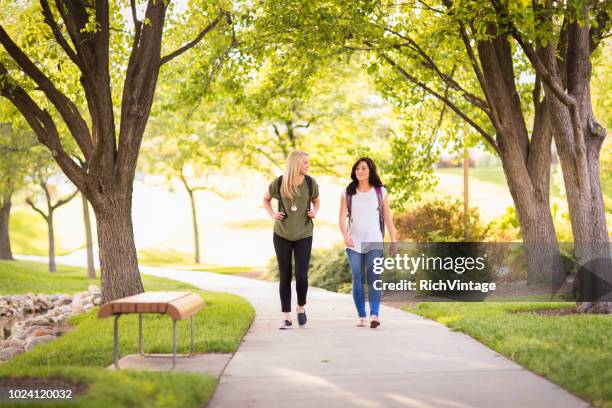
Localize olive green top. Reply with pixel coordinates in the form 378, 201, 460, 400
269, 176, 319, 241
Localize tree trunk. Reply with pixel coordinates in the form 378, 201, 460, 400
81, 193, 96, 279
0, 192, 13, 261
187, 190, 201, 264
94, 198, 144, 303
547, 94, 611, 311
499, 145, 564, 286
47, 212, 56, 272
542, 21, 612, 312
475, 30, 564, 286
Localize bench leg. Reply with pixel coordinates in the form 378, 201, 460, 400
138, 314, 143, 356
190, 315, 194, 356
114, 315, 121, 369
172, 319, 177, 370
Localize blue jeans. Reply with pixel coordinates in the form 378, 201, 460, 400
346, 248, 383, 318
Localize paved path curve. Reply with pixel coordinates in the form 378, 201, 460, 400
139, 266, 586, 408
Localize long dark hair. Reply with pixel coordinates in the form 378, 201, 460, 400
346, 157, 384, 195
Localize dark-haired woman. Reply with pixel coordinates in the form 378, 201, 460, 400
339, 157, 398, 328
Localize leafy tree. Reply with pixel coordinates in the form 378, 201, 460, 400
142, 97, 241, 264
0, 118, 37, 260
0, 0, 235, 301
25, 154, 78, 272
252, 0, 611, 297
0, 100, 41, 260
488, 0, 611, 311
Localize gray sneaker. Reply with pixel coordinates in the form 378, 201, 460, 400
279, 320, 293, 330
297, 310, 307, 326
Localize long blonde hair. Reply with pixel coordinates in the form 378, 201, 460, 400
281, 150, 308, 199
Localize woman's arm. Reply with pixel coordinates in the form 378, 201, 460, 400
383, 195, 398, 255
307, 197, 320, 218
263, 192, 284, 220
382, 196, 397, 242
339, 194, 353, 247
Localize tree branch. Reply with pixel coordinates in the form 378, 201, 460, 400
382, 25, 491, 114
117, 0, 168, 190
379, 51, 498, 150
39, 0, 83, 69
0, 63, 86, 190
26, 197, 49, 221
0, 24, 93, 159
51, 188, 78, 209
160, 13, 224, 66
458, 24, 503, 131
130, 0, 142, 46
590, 2, 610, 53
489, 0, 576, 108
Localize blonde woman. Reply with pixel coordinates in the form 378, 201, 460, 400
264, 151, 320, 329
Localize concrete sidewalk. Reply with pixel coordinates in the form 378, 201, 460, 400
140, 266, 587, 408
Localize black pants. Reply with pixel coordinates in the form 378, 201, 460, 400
273, 233, 313, 313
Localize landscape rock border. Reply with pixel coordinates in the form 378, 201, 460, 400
0, 285, 101, 362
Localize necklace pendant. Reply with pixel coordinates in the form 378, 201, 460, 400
290, 204, 298, 212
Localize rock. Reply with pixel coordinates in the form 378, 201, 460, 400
11, 331, 27, 341
50, 315, 64, 323
88, 285, 101, 295
7, 338, 25, 350
71, 302, 85, 315
25, 317, 51, 327
24, 325, 44, 335
31, 328, 54, 337
0, 347, 22, 361
59, 296, 72, 306
25, 335, 55, 351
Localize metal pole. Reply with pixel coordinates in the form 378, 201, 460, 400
463, 138, 469, 240
114, 315, 120, 369
190, 316, 194, 355
138, 314, 143, 356
172, 319, 177, 370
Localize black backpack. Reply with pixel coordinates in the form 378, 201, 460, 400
275, 175, 313, 220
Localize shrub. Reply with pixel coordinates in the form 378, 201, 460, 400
488, 206, 522, 241
394, 197, 491, 242
264, 244, 351, 293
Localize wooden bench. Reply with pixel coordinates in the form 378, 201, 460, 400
98, 291, 205, 370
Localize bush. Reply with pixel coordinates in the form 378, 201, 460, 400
394, 197, 491, 242
488, 206, 522, 241
264, 244, 352, 293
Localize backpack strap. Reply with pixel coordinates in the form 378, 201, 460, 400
305, 175, 313, 211
346, 191, 353, 232
375, 186, 385, 238
275, 176, 286, 214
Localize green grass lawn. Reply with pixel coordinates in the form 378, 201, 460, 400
434, 166, 565, 198
407, 302, 612, 407
0, 260, 255, 407
9, 210, 84, 257
137, 248, 257, 274
436, 165, 612, 201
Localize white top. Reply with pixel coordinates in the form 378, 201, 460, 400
342, 187, 387, 253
